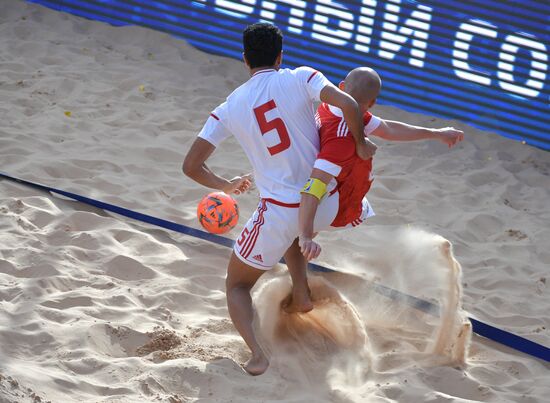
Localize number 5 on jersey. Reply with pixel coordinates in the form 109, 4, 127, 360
253, 99, 291, 156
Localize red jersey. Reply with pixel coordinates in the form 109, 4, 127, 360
315, 103, 381, 227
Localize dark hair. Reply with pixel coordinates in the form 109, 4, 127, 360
243, 23, 283, 69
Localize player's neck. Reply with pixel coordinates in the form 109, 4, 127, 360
249, 65, 278, 76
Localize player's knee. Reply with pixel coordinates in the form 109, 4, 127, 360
225, 277, 253, 295
225, 270, 253, 294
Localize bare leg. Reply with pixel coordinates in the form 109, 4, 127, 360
282, 238, 313, 313
225, 251, 269, 375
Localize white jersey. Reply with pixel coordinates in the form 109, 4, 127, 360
198, 66, 332, 204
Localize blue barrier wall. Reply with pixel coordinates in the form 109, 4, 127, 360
28, 0, 550, 150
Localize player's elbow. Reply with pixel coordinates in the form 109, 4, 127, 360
182, 155, 198, 179
183, 138, 215, 180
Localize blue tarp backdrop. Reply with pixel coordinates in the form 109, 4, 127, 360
28, 0, 550, 150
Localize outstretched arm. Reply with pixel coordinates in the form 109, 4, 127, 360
320, 85, 377, 160
372, 120, 464, 148
183, 138, 251, 195
299, 168, 334, 260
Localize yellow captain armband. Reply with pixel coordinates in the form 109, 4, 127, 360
301, 178, 327, 200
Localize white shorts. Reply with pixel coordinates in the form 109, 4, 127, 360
234, 193, 339, 270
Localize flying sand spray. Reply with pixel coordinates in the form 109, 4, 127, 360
253, 227, 471, 395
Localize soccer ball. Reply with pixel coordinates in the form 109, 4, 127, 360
197, 192, 239, 234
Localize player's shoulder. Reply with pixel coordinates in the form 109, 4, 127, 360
283, 66, 321, 81
318, 103, 342, 120
278, 66, 319, 84
292, 65, 319, 74
223, 80, 252, 105
211, 85, 244, 119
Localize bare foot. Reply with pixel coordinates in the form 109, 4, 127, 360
244, 354, 269, 376
282, 293, 314, 313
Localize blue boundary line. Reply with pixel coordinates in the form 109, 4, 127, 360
0, 171, 548, 363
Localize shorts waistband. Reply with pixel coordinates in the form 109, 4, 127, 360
262, 198, 300, 208
262, 189, 338, 208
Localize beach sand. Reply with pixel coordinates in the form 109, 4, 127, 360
0, 1, 549, 402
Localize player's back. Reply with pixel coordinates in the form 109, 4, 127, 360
214, 67, 330, 204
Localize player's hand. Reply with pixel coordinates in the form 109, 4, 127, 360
356, 138, 377, 160
223, 174, 253, 195
435, 127, 464, 148
299, 235, 321, 261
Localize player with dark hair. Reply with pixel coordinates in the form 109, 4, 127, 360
183, 22, 377, 375
242, 22, 283, 68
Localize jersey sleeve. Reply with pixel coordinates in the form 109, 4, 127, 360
197, 102, 232, 147
294, 66, 332, 102
313, 158, 343, 177
363, 112, 381, 136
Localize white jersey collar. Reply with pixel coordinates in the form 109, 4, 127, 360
252, 68, 277, 77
